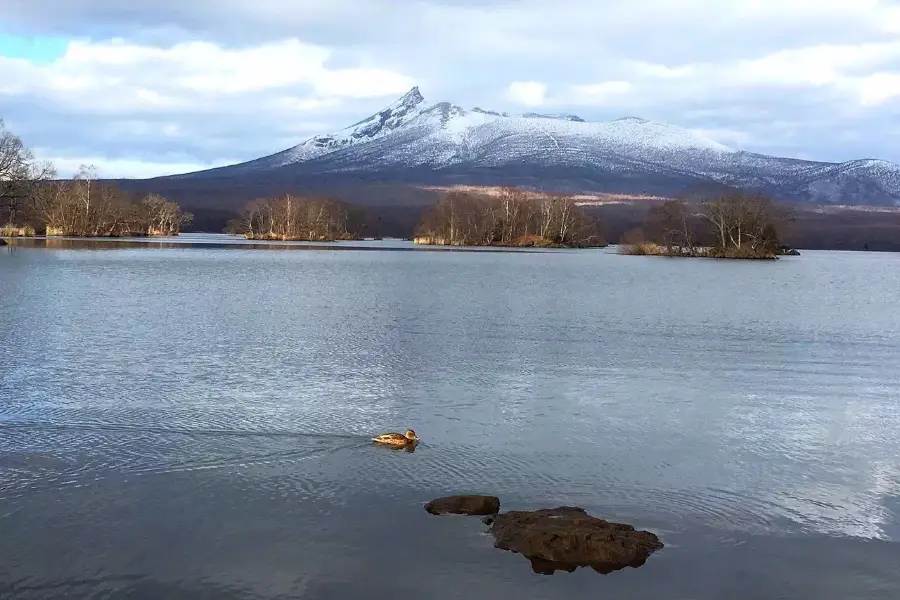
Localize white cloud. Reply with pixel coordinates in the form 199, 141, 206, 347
568, 81, 633, 105
884, 5, 900, 33
552, 41, 900, 113
627, 61, 695, 79
857, 72, 900, 106
729, 42, 900, 88
0, 37, 414, 111
0, 35, 415, 175
315, 68, 415, 99
508, 80, 633, 109
35, 151, 233, 179
1, 0, 900, 175
506, 81, 547, 107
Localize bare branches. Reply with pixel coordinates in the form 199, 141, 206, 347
644, 199, 696, 255
32, 175, 190, 237
700, 190, 785, 257
623, 189, 791, 258
231, 193, 356, 241
0, 120, 190, 237
0, 120, 56, 226
143, 193, 192, 236
414, 188, 604, 247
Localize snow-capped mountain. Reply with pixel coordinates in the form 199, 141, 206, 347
169, 87, 900, 206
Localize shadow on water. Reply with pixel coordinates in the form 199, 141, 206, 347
371, 441, 419, 453
525, 555, 654, 576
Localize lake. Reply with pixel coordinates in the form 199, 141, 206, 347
1, 235, 899, 599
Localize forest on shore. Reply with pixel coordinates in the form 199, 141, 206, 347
413, 187, 606, 248
1, 121, 191, 237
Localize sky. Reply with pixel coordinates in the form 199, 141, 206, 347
1, 0, 900, 178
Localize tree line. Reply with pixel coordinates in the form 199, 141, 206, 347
1, 120, 191, 237
621, 189, 793, 259
413, 187, 606, 247
225, 193, 361, 241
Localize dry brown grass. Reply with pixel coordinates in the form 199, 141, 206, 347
619, 242, 778, 259
245, 232, 358, 242
505, 235, 558, 248
706, 246, 778, 260
618, 241, 664, 255
0, 224, 36, 237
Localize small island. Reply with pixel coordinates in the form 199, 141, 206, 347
619, 191, 797, 259
1, 122, 191, 238
226, 194, 360, 242
413, 187, 606, 248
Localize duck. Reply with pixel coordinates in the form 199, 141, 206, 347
372, 429, 420, 447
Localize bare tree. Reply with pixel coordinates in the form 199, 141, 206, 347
414, 188, 604, 247
0, 120, 55, 228
31, 167, 190, 237
231, 193, 357, 241
1, 121, 192, 238
624, 189, 790, 258
645, 199, 696, 254
701, 190, 786, 257
143, 193, 193, 235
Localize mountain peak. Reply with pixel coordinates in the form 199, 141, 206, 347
393, 86, 425, 108
170, 86, 900, 206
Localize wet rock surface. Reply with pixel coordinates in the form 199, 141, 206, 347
424, 495, 500, 516
487, 506, 664, 575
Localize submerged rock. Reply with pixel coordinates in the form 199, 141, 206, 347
487, 506, 663, 575
0, 238, 6, 246
424, 495, 500, 516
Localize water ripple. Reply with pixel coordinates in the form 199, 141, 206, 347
2, 243, 900, 598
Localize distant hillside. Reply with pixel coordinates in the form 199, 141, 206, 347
134, 86, 900, 208
104, 87, 900, 250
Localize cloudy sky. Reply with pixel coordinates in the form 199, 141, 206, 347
1, 0, 899, 178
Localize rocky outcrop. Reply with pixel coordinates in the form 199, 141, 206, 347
424, 495, 500, 516
778, 245, 801, 256
486, 506, 663, 575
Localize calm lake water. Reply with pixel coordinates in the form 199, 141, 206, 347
1, 235, 899, 599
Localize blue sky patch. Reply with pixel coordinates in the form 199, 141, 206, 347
0, 33, 69, 63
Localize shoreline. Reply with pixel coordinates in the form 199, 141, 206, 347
0, 235, 562, 253
618, 243, 800, 260
412, 236, 608, 250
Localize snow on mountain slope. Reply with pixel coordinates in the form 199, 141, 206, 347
238, 87, 737, 172
170, 87, 900, 206
792, 159, 900, 205
280, 87, 433, 163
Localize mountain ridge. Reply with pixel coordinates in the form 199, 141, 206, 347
159, 87, 900, 207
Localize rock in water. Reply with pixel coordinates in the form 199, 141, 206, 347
0, 238, 6, 246
424, 495, 500, 516
487, 506, 663, 575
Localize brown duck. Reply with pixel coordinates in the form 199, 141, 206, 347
371, 429, 420, 447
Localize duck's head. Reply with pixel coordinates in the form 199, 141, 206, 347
405, 429, 420, 441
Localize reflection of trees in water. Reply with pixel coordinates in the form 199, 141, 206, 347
2, 237, 549, 254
